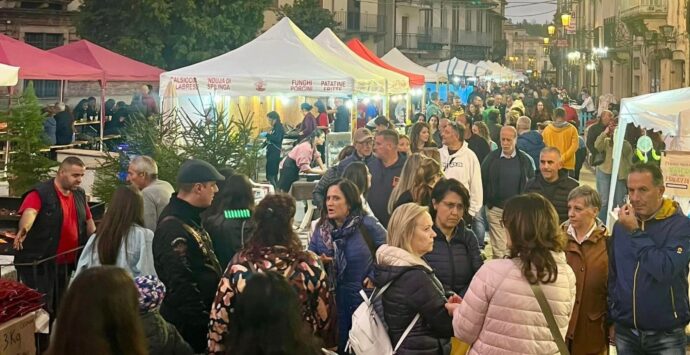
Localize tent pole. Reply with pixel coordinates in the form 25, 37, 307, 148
100, 81, 106, 152
59, 80, 65, 103
4, 86, 13, 173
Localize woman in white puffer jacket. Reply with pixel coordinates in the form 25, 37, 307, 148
446, 193, 576, 355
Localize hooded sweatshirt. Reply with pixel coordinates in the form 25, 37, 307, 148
542, 121, 579, 170
439, 144, 483, 217
517, 130, 546, 170
374, 245, 453, 355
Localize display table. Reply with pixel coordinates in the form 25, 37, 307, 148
0, 309, 49, 355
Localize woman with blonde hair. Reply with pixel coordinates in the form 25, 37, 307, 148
392, 157, 443, 209
447, 193, 576, 354
472, 121, 497, 151
387, 153, 428, 214
374, 203, 456, 355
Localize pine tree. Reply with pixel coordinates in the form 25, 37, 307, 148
0, 82, 57, 195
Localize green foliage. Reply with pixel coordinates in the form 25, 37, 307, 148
276, 0, 340, 38
0, 83, 57, 195
76, 0, 271, 69
92, 112, 183, 204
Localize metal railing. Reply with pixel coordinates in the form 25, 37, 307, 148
451, 30, 494, 47
334, 11, 385, 34
394, 33, 443, 51
619, 0, 668, 18
417, 27, 449, 44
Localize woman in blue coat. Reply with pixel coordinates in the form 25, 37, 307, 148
309, 179, 386, 353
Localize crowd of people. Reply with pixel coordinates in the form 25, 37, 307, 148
39, 85, 160, 147
7, 78, 690, 355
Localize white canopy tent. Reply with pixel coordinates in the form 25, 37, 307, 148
381, 48, 446, 83
476, 61, 522, 82
609, 88, 690, 223
313, 28, 409, 95
426, 58, 489, 78
160, 17, 386, 106
0, 63, 18, 86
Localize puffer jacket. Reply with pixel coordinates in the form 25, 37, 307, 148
308, 214, 386, 352
374, 245, 453, 355
524, 170, 579, 224
141, 311, 193, 355
202, 211, 253, 269
423, 224, 483, 297
453, 252, 576, 355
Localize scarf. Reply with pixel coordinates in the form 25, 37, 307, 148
318, 214, 364, 284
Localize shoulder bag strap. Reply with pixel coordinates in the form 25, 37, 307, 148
394, 313, 421, 352
358, 224, 377, 260
530, 283, 570, 355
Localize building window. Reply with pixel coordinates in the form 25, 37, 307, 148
23, 33, 63, 98
465, 9, 473, 31
24, 33, 64, 50
477, 11, 483, 32
25, 79, 59, 99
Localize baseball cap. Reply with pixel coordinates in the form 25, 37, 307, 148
353, 128, 374, 143
176, 159, 225, 184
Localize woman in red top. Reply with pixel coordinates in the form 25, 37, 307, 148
314, 100, 330, 134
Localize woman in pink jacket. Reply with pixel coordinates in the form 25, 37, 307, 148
446, 193, 576, 354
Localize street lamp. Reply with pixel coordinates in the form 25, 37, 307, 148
585, 61, 596, 71
548, 25, 556, 36
543, 37, 550, 45
561, 13, 572, 27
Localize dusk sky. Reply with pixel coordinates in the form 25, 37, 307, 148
505, 0, 557, 24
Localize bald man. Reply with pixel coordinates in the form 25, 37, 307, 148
480, 126, 535, 258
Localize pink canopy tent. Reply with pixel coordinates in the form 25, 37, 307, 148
48, 40, 163, 82
0, 34, 103, 81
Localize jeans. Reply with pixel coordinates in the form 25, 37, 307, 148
472, 206, 487, 248
595, 168, 626, 222
615, 324, 687, 355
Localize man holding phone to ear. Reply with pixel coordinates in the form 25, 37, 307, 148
608, 163, 690, 354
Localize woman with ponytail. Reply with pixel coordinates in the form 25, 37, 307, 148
208, 193, 331, 354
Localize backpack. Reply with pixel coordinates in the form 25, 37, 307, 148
346, 281, 420, 355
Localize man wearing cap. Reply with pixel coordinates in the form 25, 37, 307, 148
313, 127, 374, 208
153, 159, 224, 353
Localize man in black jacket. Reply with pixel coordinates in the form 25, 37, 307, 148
481, 126, 535, 259
586, 110, 613, 165
312, 127, 374, 207
153, 159, 224, 353
11, 157, 96, 316
524, 147, 579, 223
457, 114, 490, 165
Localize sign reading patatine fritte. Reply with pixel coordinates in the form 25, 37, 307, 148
321, 80, 347, 92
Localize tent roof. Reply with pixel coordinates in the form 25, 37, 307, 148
618, 88, 690, 136
381, 48, 446, 82
314, 29, 409, 95
48, 40, 164, 82
0, 34, 103, 81
426, 58, 488, 77
161, 18, 386, 97
0, 63, 18, 86
346, 39, 425, 87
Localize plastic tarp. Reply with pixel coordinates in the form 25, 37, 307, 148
0, 34, 103, 81
346, 39, 425, 87
314, 29, 409, 95
160, 18, 386, 99
49, 40, 164, 82
382, 48, 446, 83
0, 63, 18, 86
426, 58, 489, 78
608, 88, 690, 217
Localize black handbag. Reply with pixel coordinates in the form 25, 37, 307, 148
589, 151, 606, 167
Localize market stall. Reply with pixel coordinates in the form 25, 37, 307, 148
382, 48, 446, 83
609, 88, 690, 224
160, 18, 387, 129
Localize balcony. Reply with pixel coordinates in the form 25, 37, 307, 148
514, 49, 525, 56
619, 0, 667, 20
451, 30, 494, 47
417, 27, 449, 44
527, 49, 537, 57
395, 33, 443, 51
334, 12, 385, 34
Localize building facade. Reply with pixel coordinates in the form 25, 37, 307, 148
555, 0, 688, 102
263, 0, 507, 65
503, 24, 554, 79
